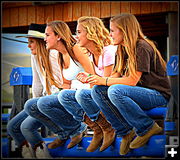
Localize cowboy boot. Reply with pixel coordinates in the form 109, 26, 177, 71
120, 130, 136, 155
95, 113, 116, 152
47, 138, 67, 149
67, 129, 87, 149
84, 114, 103, 152
130, 122, 162, 149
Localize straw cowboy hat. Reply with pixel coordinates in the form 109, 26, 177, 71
16, 23, 46, 39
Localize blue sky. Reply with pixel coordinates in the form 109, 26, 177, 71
2, 34, 31, 55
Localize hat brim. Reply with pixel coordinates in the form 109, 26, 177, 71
15, 35, 45, 39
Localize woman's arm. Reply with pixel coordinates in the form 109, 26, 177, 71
103, 45, 116, 77
103, 64, 114, 77
110, 72, 121, 78
73, 44, 95, 75
87, 71, 142, 86
62, 76, 71, 89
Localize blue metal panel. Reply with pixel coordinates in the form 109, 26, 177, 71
167, 55, 179, 76
2, 113, 10, 122
144, 107, 167, 118
9, 67, 32, 86
164, 121, 176, 131
2, 138, 9, 158
45, 135, 166, 158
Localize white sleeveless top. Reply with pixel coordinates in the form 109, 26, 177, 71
63, 57, 90, 89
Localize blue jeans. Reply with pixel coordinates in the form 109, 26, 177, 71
91, 85, 168, 136
24, 93, 87, 139
58, 89, 100, 122
7, 109, 44, 148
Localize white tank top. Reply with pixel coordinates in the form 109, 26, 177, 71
63, 57, 90, 89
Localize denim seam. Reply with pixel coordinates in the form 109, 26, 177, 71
111, 90, 167, 109
99, 92, 131, 131
63, 97, 84, 122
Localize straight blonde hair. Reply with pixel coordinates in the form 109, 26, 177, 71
45, 21, 77, 94
32, 38, 54, 95
110, 13, 167, 78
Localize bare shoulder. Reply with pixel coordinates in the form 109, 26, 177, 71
72, 44, 82, 53
73, 44, 88, 57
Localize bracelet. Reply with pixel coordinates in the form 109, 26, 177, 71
106, 77, 109, 86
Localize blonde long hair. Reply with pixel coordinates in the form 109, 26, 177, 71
32, 38, 54, 95
34, 38, 49, 77
47, 21, 77, 62
110, 13, 167, 78
78, 16, 112, 55
45, 21, 77, 94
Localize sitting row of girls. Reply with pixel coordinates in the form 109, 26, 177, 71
7, 13, 171, 158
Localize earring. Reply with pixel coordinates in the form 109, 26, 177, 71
58, 38, 61, 41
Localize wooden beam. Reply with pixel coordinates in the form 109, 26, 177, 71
140, 2, 152, 14
101, 1, 110, 18
2, 2, 32, 8
44, 5, 54, 23
81, 2, 91, 16
63, 2, 73, 22
19, 7, 28, 26
131, 2, 140, 14
2, 9, 10, 27
10, 8, 19, 27
36, 6, 45, 24
120, 2, 130, 13
72, 2, 82, 21
54, 4, 63, 21
27, 6, 36, 25
91, 2, 101, 18
111, 2, 121, 16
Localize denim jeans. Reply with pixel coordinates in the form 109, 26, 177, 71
91, 85, 168, 136
58, 89, 83, 122
24, 93, 87, 140
58, 89, 101, 122
7, 109, 44, 148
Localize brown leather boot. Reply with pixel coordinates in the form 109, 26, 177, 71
67, 129, 87, 149
84, 114, 103, 152
130, 122, 162, 149
47, 138, 66, 149
120, 130, 136, 155
95, 113, 116, 152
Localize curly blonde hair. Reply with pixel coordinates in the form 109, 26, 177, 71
78, 16, 112, 55
110, 13, 166, 78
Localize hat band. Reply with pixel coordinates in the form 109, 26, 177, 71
28, 30, 45, 38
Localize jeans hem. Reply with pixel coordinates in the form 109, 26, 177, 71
69, 124, 87, 138
136, 121, 155, 136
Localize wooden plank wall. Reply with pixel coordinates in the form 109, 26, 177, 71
2, 1, 178, 28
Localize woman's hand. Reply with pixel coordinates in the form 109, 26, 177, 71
76, 72, 91, 83
86, 75, 106, 85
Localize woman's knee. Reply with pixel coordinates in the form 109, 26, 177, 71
91, 85, 108, 99
108, 84, 127, 101
92, 85, 102, 95
24, 98, 38, 114
75, 89, 90, 103
36, 96, 48, 112
58, 90, 73, 103
20, 120, 34, 135
7, 119, 16, 133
